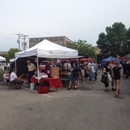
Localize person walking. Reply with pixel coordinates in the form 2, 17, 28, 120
103, 61, 111, 92
110, 60, 116, 91
79, 63, 85, 83
27, 60, 36, 85
93, 61, 98, 80
112, 62, 122, 96
68, 67, 81, 90
122, 59, 127, 80
90, 63, 96, 84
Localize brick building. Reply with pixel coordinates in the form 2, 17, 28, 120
29, 36, 72, 48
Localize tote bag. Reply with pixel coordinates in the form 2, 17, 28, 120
107, 73, 112, 82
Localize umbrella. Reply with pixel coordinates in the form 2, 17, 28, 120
125, 54, 130, 58
101, 56, 122, 62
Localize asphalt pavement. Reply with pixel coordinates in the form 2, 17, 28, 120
0, 70, 130, 130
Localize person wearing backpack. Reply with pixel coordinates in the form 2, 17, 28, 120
68, 67, 81, 90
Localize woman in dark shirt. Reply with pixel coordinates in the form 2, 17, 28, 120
103, 61, 111, 92
112, 62, 122, 96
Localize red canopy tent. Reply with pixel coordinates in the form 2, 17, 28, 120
120, 53, 130, 60
80, 58, 93, 62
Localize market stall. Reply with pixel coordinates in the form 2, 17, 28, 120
101, 56, 123, 62
15, 39, 79, 92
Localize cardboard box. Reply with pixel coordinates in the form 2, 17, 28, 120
50, 67, 59, 78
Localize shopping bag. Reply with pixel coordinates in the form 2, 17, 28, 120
101, 74, 106, 83
108, 73, 112, 82
101, 73, 109, 83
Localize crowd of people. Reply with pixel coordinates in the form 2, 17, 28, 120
59, 60, 98, 90
101, 58, 130, 96
2, 59, 99, 90
3, 58, 130, 94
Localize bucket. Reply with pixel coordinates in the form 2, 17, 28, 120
30, 83, 35, 90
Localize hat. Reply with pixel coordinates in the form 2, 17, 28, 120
13, 68, 17, 71
84, 62, 87, 65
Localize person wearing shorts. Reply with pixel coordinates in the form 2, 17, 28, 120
112, 62, 122, 96
68, 67, 81, 90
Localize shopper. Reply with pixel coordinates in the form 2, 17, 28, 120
103, 61, 111, 92
112, 62, 122, 96
110, 60, 116, 91
63, 60, 71, 72
68, 67, 81, 90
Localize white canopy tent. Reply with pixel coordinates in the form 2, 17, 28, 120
15, 39, 78, 58
0, 56, 6, 61
14, 40, 80, 78
10, 58, 17, 62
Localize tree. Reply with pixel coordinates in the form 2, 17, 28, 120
96, 22, 130, 58
6, 48, 21, 60
66, 40, 96, 59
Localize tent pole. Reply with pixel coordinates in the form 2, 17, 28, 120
77, 58, 79, 68
15, 58, 17, 69
37, 56, 39, 83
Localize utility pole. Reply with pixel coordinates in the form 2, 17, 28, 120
16, 33, 23, 50
22, 35, 28, 50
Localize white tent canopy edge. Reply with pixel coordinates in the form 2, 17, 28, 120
15, 39, 78, 58
0, 56, 6, 61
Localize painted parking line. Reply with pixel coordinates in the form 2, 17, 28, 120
42, 94, 52, 97
22, 87, 37, 93
22, 87, 52, 97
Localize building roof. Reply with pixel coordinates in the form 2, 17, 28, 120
29, 36, 72, 42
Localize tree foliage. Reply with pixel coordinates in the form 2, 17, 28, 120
97, 22, 130, 58
6, 48, 21, 60
66, 40, 96, 58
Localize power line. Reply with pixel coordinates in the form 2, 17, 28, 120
22, 35, 28, 50
16, 33, 23, 50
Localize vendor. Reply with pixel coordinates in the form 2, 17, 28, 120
27, 60, 36, 85
45, 61, 51, 77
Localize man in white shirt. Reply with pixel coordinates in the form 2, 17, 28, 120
10, 69, 23, 89
63, 60, 71, 72
90, 63, 96, 84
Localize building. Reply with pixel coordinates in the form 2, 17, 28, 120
92, 46, 101, 54
29, 36, 72, 48
0, 51, 7, 56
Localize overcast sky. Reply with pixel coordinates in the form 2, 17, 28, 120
0, 0, 130, 51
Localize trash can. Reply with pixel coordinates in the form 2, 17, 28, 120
38, 82, 49, 94
30, 83, 35, 90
